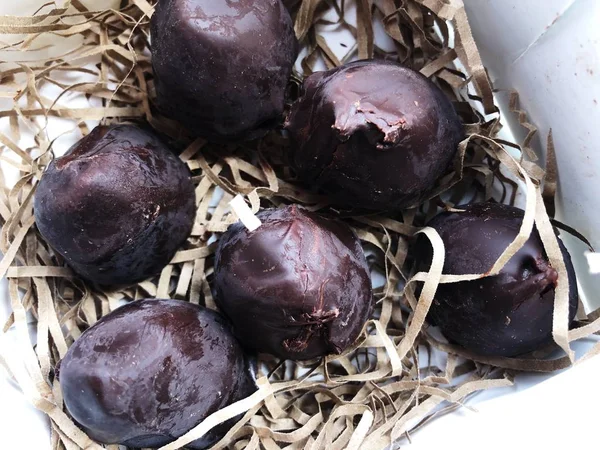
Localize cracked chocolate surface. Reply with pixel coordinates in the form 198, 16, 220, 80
285, 60, 464, 210
214, 205, 373, 360
414, 202, 579, 357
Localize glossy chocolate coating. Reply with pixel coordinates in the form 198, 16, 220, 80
285, 59, 464, 210
415, 203, 578, 357
34, 124, 196, 285
214, 205, 373, 360
151, 0, 297, 141
58, 299, 256, 449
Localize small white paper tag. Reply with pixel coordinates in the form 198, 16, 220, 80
584, 252, 600, 274
230, 195, 262, 232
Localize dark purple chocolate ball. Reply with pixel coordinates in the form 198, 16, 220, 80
285, 59, 463, 210
214, 205, 373, 360
34, 124, 196, 285
151, 0, 298, 141
58, 299, 256, 449
415, 203, 578, 357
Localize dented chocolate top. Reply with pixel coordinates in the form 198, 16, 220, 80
286, 60, 463, 210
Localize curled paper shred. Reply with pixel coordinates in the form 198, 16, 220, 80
0, 1, 599, 449
230, 194, 262, 232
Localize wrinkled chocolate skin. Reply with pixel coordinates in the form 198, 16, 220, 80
34, 124, 196, 285
285, 60, 464, 210
58, 299, 256, 449
151, 0, 298, 141
415, 203, 578, 357
214, 205, 373, 360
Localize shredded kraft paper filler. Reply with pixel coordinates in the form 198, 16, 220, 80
0, 0, 599, 449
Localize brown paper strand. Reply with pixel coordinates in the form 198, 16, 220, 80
1, 1, 599, 449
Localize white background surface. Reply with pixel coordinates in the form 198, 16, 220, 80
1, 0, 599, 449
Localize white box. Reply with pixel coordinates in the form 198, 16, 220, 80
1, 1, 598, 448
